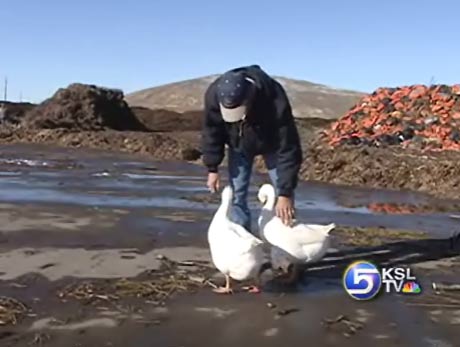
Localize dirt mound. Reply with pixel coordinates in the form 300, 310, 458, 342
0, 126, 201, 162
0, 102, 36, 124
324, 84, 460, 151
23, 83, 147, 131
299, 141, 460, 199
131, 107, 203, 132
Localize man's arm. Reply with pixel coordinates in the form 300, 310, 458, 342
201, 85, 226, 173
272, 81, 303, 197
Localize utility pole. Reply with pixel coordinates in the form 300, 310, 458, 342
3, 77, 7, 101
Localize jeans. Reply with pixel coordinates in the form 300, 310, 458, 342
227, 148, 278, 233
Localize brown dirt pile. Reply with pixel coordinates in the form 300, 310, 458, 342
298, 141, 460, 199
23, 83, 147, 131
0, 101, 36, 124
132, 107, 203, 132
324, 84, 460, 151
0, 126, 201, 162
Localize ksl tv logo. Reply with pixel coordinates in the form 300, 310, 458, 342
343, 260, 422, 300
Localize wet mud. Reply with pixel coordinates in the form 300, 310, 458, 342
0, 144, 460, 346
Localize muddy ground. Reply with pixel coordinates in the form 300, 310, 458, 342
0, 144, 460, 346
3, 111, 460, 201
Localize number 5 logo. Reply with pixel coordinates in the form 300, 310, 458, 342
343, 261, 382, 300
348, 268, 380, 294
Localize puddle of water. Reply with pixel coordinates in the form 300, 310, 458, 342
93, 172, 111, 177
174, 186, 209, 192
296, 198, 371, 214
122, 173, 202, 180
0, 186, 213, 209
0, 158, 81, 170
0, 172, 209, 196
3, 162, 445, 217
0, 159, 51, 167
0, 171, 454, 230
0, 176, 64, 189
122, 173, 154, 180
92, 179, 208, 193
0, 147, 459, 239
0, 171, 21, 176
28, 171, 70, 178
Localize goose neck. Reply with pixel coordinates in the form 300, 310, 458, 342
262, 194, 276, 211
217, 189, 233, 218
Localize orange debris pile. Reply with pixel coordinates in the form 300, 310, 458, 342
325, 84, 460, 151
367, 203, 424, 214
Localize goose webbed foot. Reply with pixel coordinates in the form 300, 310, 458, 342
213, 275, 233, 294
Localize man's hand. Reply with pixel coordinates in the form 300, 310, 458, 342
207, 172, 220, 193
276, 196, 295, 226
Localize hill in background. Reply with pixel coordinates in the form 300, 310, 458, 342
126, 75, 364, 119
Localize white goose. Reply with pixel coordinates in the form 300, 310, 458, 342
257, 183, 335, 282
208, 185, 266, 294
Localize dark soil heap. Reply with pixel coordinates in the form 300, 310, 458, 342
324, 84, 460, 151
297, 142, 460, 199
131, 106, 203, 132
0, 102, 36, 124
23, 83, 147, 131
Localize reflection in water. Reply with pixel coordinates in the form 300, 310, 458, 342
0, 166, 456, 217
0, 186, 212, 209
0, 159, 51, 167
122, 173, 203, 180
0, 171, 21, 176
0, 152, 459, 239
